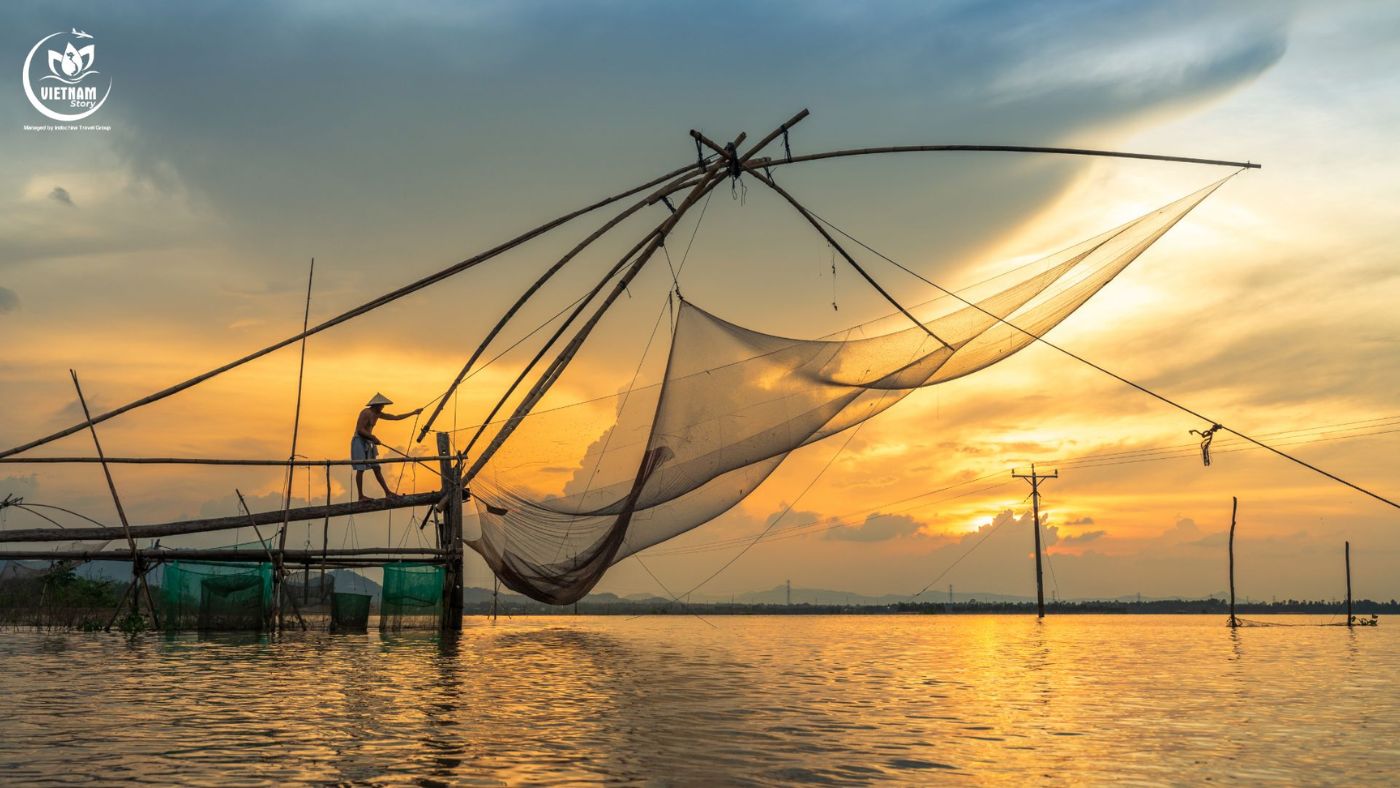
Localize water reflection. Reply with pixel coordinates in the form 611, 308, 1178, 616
0, 616, 1396, 784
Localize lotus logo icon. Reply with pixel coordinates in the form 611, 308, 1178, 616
23, 28, 112, 122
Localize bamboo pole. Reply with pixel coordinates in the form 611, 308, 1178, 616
1228, 496, 1238, 629
416, 170, 708, 442
274, 259, 315, 629
321, 462, 330, 597
455, 207, 684, 469
465, 110, 809, 482
461, 163, 733, 481
71, 370, 161, 630
0, 161, 706, 462
747, 144, 1259, 172
236, 489, 307, 631
0, 489, 444, 543
0, 547, 440, 562
0, 455, 458, 466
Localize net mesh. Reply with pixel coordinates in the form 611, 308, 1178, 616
331, 592, 372, 632
379, 562, 443, 631
467, 180, 1226, 604
161, 560, 273, 631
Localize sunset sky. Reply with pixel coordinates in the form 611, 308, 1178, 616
3, 1, 1398, 602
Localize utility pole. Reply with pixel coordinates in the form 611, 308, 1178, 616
1345, 540, 1353, 627
948, 584, 954, 605
1012, 464, 1057, 619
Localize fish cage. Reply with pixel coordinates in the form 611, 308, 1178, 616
160, 560, 274, 632
379, 562, 444, 631
330, 592, 372, 632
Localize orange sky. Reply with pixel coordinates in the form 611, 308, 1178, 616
2, 2, 1397, 601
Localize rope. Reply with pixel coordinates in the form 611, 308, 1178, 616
675, 415, 869, 600
807, 196, 1400, 512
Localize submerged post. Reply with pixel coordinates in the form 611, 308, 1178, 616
1345, 540, 1353, 627
1228, 496, 1239, 628
437, 432, 464, 632
1013, 464, 1057, 618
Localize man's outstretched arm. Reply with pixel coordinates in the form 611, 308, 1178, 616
380, 408, 424, 422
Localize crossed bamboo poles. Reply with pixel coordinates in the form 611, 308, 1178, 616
0, 110, 1273, 561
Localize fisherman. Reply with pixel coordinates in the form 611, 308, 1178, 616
352, 393, 422, 501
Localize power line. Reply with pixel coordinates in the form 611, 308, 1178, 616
808, 196, 1400, 512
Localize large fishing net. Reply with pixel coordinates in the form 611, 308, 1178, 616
465, 179, 1226, 604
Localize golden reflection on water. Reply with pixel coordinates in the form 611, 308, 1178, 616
1, 615, 1397, 784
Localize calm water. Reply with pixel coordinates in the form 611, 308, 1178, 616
2, 615, 1396, 785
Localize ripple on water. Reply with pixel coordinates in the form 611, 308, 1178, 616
0, 616, 1397, 785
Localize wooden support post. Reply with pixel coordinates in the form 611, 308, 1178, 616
321, 462, 331, 597
1228, 496, 1239, 629
1013, 464, 1057, 619
1345, 540, 1353, 627
72, 370, 160, 631
437, 432, 464, 632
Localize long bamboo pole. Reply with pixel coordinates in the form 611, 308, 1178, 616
71, 370, 161, 630
747, 144, 1259, 172
0, 161, 705, 461
455, 203, 685, 470
236, 489, 307, 631
0, 489, 444, 543
464, 109, 810, 483
416, 170, 708, 442
461, 154, 735, 482
274, 259, 315, 629
0, 455, 458, 466
0, 547, 441, 562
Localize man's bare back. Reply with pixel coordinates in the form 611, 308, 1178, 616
351, 394, 422, 501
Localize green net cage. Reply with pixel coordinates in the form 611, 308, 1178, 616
160, 560, 273, 631
379, 562, 443, 631
330, 592, 372, 632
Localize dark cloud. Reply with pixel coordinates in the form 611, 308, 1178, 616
0, 1, 1294, 279
0, 287, 17, 313
47, 187, 74, 207
1065, 516, 1096, 525
1059, 529, 1106, 545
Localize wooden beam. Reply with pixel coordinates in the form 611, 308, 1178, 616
0, 489, 447, 543
0, 547, 441, 562
0, 453, 459, 464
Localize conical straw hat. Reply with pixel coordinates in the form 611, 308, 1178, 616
367, 393, 393, 406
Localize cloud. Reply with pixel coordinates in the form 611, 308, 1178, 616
1059, 529, 1107, 545
0, 287, 17, 314
48, 186, 74, 207
1065, 516, 1096, 525
825, 511, 926, 542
